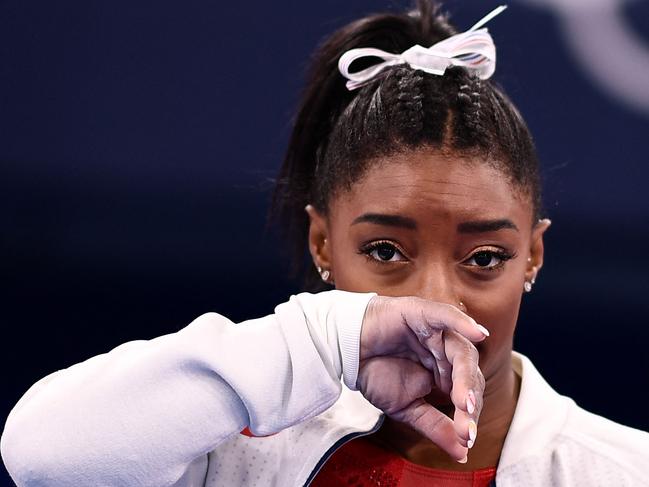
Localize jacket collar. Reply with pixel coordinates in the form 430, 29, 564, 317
497, 352, 570, 471
324, 352, 569, 473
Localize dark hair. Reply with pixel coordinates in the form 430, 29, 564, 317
272, 0, 542, 291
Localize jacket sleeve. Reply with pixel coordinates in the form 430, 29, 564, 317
0, 290, 376, 487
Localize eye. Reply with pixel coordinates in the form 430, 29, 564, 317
464, 249, 515, 271
359, 241, 408, 263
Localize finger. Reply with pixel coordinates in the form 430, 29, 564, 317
443, 331, 485, 443
404, 330, 440, 372
421, 331, 452, 394
452, 386, 483, 448
387, 349, 429, 365
390, 398, 468, 462
367, 310, 443, 373
358, 358, 434, 414
453, 406, 478, 449
402, 297, 490, 343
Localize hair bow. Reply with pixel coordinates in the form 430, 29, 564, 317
338, 5, 507, 91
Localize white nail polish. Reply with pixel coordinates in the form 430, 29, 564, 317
466, 390, 476, 415
476, 324, 490, 337
469, 420, 477, 443
467, 439, 474, 449
458, 455, 468, 464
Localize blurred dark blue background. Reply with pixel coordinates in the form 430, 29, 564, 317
2, 0, 648, 482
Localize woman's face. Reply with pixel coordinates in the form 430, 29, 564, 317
307, 149, 550, 384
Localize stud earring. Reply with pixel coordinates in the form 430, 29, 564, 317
317, 266, 331, 282
524, 263, 537, 292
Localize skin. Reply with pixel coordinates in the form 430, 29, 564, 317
306, 148, 551, 470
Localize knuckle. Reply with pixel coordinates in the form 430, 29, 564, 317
456, 337, 476, 358
409, 407, 426, 424
437, 302, 457, 317
402, 295, 420, 308
476, 367, 486, 390
465, 342, 479, 362
440, 301, 463, 316
424, 411, 446, 435
371, 295, 390, 313
397, 296, 420, 320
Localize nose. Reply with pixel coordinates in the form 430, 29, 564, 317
414, 264, 462, 310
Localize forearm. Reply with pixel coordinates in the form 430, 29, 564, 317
0, 290, 375, 487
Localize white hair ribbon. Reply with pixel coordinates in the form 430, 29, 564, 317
338, 5, 508, 91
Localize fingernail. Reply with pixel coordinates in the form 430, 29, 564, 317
468, 420, 477, 443
458, 455, 468, 464
476, 324, 490, 337
467, 439, 474, 448
466, 390, 476, 415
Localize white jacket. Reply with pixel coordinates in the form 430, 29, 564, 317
2, 291, 648, 486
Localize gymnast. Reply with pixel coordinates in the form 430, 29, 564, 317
2, 2, 648, 486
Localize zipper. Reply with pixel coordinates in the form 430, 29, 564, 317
302, 414, 385, 486
302, 414, 500, 487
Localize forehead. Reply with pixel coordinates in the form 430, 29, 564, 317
331, 150, 531, 224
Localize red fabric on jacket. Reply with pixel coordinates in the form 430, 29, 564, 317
311, 436, 496, 487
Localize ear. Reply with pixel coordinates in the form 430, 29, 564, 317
305, 204, 333, 275
526, 218, 552, 285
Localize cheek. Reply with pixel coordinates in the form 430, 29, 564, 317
331, 253, 383, 293
463, 253, 527, 327
466, 272, 524, 374
468, 282, 522, 337
329, 228, 423, 294
328, 236, 397, 293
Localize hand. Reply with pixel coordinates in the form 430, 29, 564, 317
357, 296, 488, 462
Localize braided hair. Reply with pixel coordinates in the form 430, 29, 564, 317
272, 0, 542, 291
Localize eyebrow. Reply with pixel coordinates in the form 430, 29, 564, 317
351, 213, 417, 230
457, 219, 519, 233
350, 214, 519, 233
